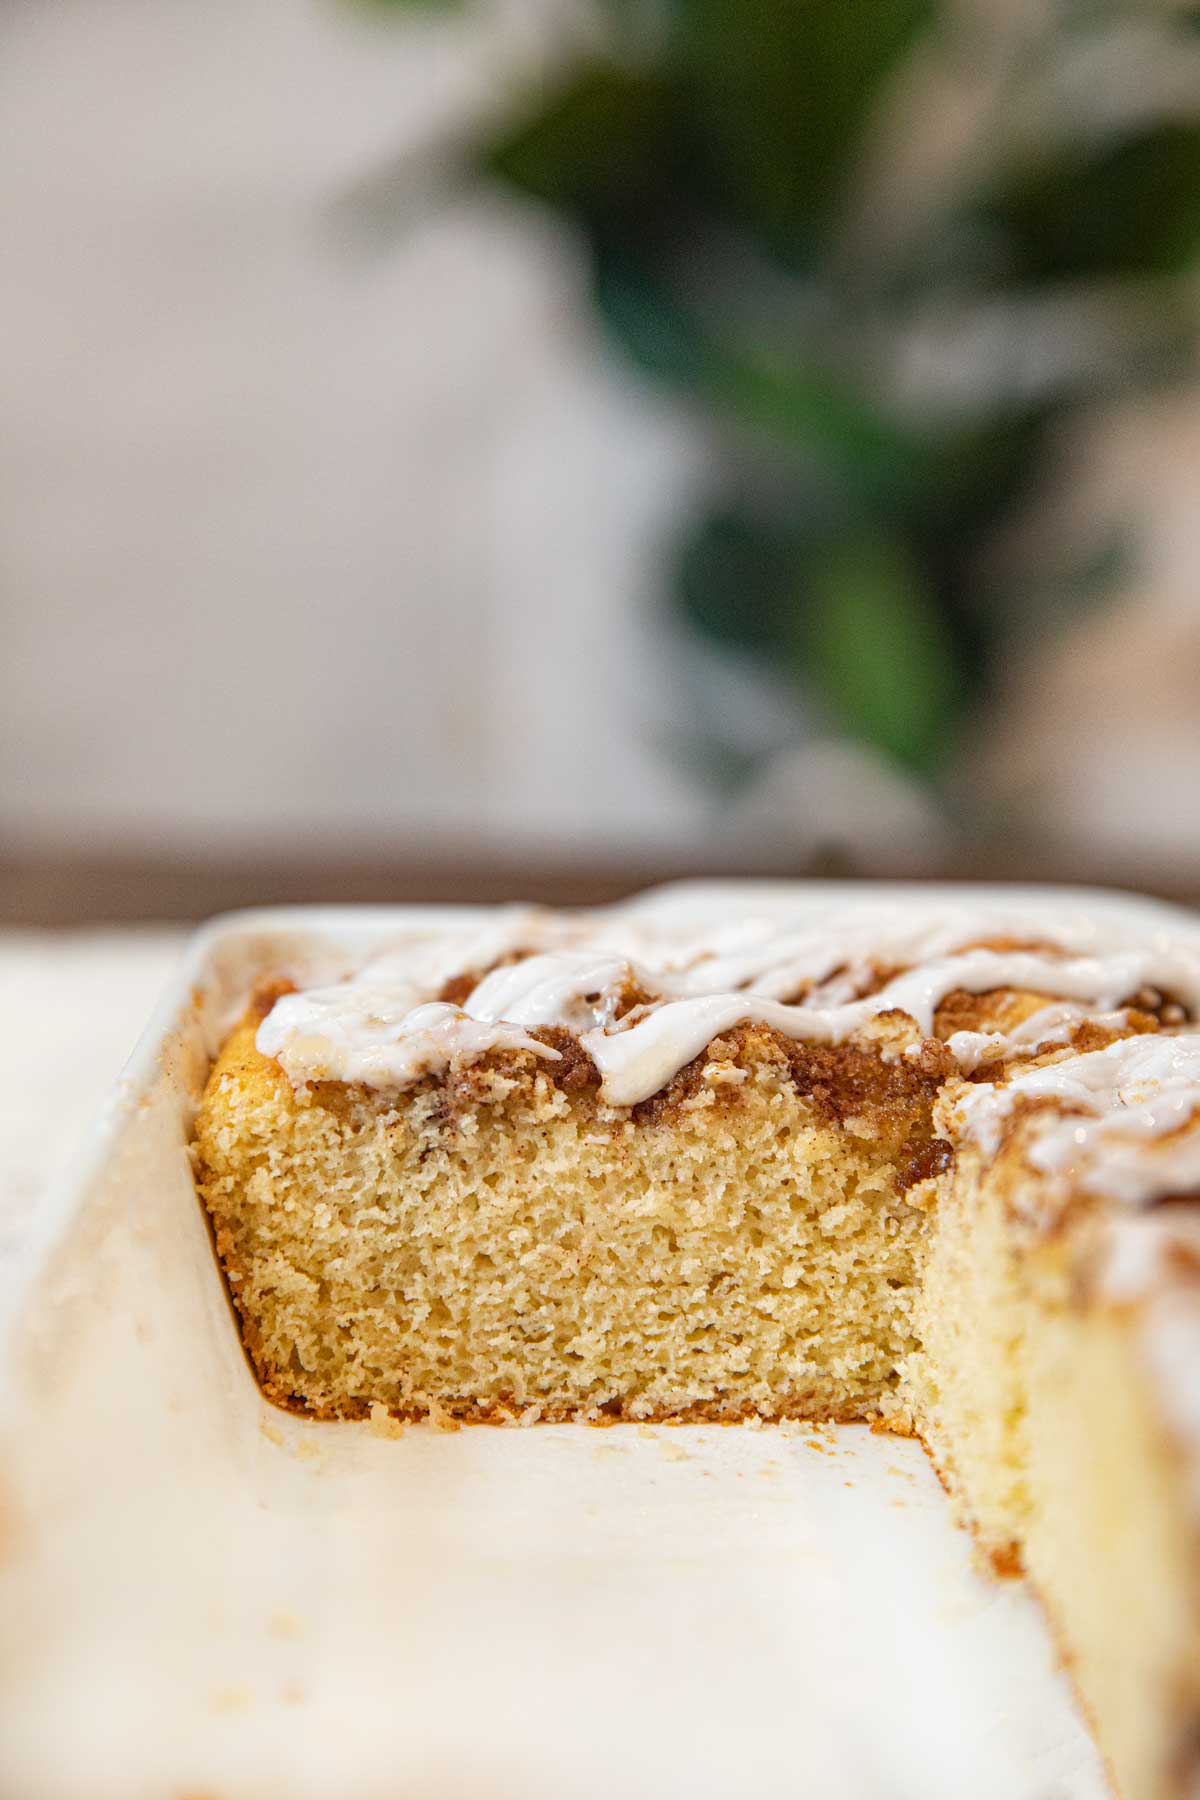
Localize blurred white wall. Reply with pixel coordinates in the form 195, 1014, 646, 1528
0, 0, 707, 859
7, 0, 1200, 880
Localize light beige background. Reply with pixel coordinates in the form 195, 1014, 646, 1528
3, 0, 1200, 872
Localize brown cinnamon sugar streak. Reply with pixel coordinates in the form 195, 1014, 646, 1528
195, 947, 1200, 1800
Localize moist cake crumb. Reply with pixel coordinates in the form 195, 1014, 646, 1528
195, 901, 1200, 1800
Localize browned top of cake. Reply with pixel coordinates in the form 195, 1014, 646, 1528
245, 904, 1200, 1226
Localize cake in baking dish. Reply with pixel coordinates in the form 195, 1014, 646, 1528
194, 899, 1200, 1800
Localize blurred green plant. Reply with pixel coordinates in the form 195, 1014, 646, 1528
364, 0, 1200, 784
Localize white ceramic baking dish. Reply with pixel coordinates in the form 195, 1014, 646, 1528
7, 880, 1188, 1800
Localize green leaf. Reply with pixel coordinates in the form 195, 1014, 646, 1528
795, 534, 963, 771
675, 511, 801, 652
480, 64, 677, 221
673, 514, 967, 772
986, 123, 1200, 280
919, 410, 1053, 541
680, 0, 936, 261
592, 246, 934, 508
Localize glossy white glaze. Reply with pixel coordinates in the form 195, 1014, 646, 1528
258, 905, 1200, 1118
247, 896, 1200, 1534
955, 1034, 1200, 1207
256, 993, 560, 1091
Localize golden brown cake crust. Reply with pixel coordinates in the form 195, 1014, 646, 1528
196, 921, 1200, 1800
195, 1007, 946, 1431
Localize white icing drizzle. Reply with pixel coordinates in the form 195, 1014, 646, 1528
250, 900, 1200, 1516
256, 902, 1200, 1118
955, 1033, 1200, 1207
256, 993, 559, 1091
466, 954, 637, 1033
357, 906, 581, 994
945, 1003, 1130, 1072
578, 946, 1192, 1108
